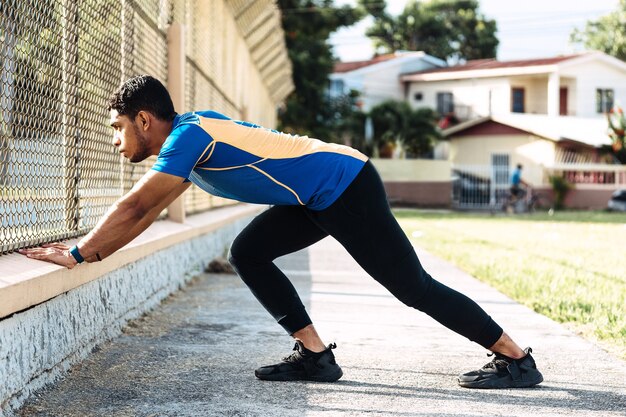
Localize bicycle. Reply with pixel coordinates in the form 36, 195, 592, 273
500, 186, 547, 214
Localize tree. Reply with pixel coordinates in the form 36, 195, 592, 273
607, 105, 626, 163
361, 0, 498, 63
404, 107, 442, 157
369, 100, 407, 150
326, 90, 368, 150
570, 0, 626, 61
368, 100, 440, 158
277, 0, 364, 139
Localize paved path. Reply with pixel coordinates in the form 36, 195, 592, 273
18, 238, 626, 416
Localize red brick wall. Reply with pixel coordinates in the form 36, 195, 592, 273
381, 183, 616, 210
565, 188, 615, 209
383, 182, 452, 208
534, 187, 615, 210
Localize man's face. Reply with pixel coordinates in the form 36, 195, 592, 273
110, 109, 151, 163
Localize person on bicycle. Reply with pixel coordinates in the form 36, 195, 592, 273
510, 164, 528, 201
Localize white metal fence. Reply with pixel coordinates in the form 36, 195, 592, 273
451, 164, 511, 210
452, 163, 626, 210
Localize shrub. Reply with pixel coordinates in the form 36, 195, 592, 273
549, 175, 572, 210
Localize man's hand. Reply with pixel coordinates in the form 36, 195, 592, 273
17, 172, 190, 270
18, 243, 78, 269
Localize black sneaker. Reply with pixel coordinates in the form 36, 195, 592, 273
255, 341, 343, 382
458, 347, 543, 389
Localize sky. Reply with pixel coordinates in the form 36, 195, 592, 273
329, 0, 620, 62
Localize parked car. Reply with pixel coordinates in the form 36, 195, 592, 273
607, 189, 626, 211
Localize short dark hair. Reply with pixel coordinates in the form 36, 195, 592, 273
517, 164, 523, 169
108, 75, 176, 121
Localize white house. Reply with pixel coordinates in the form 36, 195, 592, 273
331, 51, 626, 209
400, 51, 626, 210
401, 51, 626, 120
439, 113, 626, 210
330, 51, 445, 112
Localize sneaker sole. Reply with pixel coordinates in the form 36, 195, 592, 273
255, 367, 343, 382
458, 372, 543, 389
307, 367, 343, 382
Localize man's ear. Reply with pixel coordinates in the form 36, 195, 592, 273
136, 111, 151, 131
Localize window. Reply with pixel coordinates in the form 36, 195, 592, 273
329, 79, 345, 97
596, 89, 614, 113
414, 92, 423, 101
511, 88, 525, 113
436, 92, 454, 114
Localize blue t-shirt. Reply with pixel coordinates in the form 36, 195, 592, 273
511, 168, 522, 186
152, 110, 368, 210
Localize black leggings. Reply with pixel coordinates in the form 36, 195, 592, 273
229, 161, 503, 349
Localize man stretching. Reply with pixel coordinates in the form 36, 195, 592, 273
20, 75, 543, 389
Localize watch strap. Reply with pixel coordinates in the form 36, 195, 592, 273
69, 245, 84, 264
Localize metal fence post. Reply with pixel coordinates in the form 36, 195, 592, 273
167, 22, 186, 223
63, 0, 80, 234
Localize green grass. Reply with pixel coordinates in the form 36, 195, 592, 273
395, 209, 626, 359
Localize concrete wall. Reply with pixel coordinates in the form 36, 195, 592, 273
0, 208, 259, 416
406, 59, 626, 119
534, 186, 615, 210
362, 58, 440, 111
515, 75, 575, 116
383, 182, 452, 207
371, 158, 451, 182
449, 134, 555, 186
371, 158, 452, 207
563, 60, 626, 118
565, 187, 616, 209
408, 77, 511, 117
513, 76, 548, 114
331, 55, 441, 112
562, 77, 577, 116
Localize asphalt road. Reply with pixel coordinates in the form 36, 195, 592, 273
18, 237, 626, 416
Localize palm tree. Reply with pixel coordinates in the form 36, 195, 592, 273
368, 100, 440, 158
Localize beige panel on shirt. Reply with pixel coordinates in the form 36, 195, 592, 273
197, 117, 368, 162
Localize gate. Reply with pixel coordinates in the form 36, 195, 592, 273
452, 164, 511, 210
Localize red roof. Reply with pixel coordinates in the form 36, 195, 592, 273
404, 53, 585, 77
333, 54, 398, 73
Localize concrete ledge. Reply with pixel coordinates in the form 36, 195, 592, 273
0, 204, 263, 415
0, 204, 262, 319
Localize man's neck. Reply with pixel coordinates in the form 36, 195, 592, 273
150, 118, 175, 156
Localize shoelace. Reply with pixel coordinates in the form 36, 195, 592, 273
282, 342, 337, 363
282, 345, 303, 363
483, 352, 512, 370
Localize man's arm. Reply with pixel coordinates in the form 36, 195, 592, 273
19, 171, 191, 268
81, 177, 191, 262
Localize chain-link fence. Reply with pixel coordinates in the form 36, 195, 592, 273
0, 0, 293, 253
0, 0, 166, 253
181, 0, 241, 215
176, 0, 291, 215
